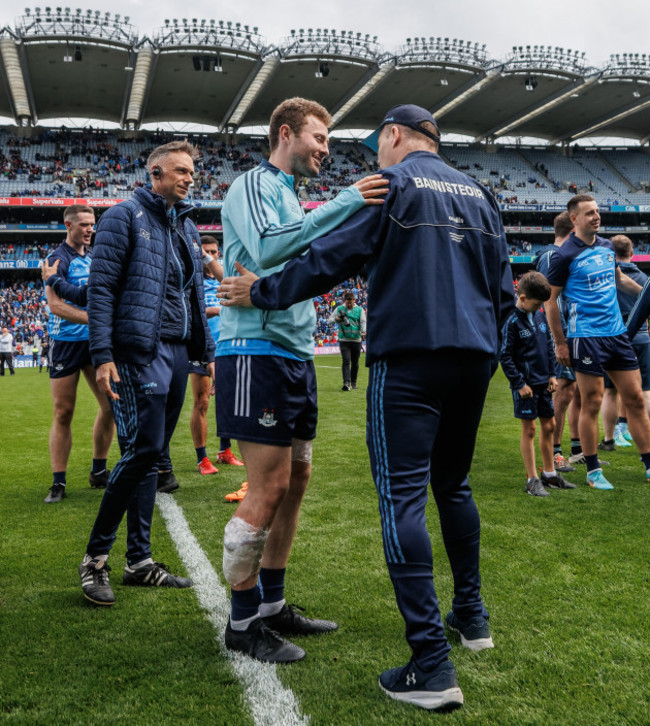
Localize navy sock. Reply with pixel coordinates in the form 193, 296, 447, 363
640, 452, 650, 470
220, 438, 231, 452
259, 567, 286, 604
618, 417, 628, 425
195, 446, 207, 464
553, 444, 562, 455
92, 458, 107, 474
53, 471, 66, 486
231, 585, 261, 622
585, 454, 600, 471
571, 439, 582, 455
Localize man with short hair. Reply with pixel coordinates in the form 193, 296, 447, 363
0, 326, 14, 375
546, 195, 650, 490
599, 235, 650, 448
216, 97, 388, 663
219, 104, 514, 711
329, 290, 366, 390
42, 205, 115, 503
536, 211, 582, 471
78, 140, 214, 606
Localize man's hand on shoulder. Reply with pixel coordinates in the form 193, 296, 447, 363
218, 262, 259, 308
353, 174, 389, 205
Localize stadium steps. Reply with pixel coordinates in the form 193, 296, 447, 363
516, 149, 555, 187
572, 157, 630, 202
597, 152, 638, 193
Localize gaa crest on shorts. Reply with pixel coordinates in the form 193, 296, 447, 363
258, 409, 278, 427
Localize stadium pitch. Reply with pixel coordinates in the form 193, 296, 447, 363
1, 361, 649, 725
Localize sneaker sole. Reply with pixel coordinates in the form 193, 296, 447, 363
448, 624, 495, 651
379, 681, 464, 711
157, 484, 180, 493
588, 481, 614, 490
82, 591, 115, 606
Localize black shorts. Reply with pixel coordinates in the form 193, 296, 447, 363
604, 340, 650, 390
215, 355, 317, 446
48, 339, 91, 379
569, 334, 639, 377
188, 359, 209, 376
512, 384, 554, 420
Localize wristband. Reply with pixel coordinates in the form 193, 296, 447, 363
203, 254, 214, 265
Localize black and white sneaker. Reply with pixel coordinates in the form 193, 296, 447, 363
123, 561, 193, 588
262, 603, 338, 635
379, 659, 463, 711
540, 472, 577, 490
157, 471, 180, 493
89, 469, 110, 489
44, 483, 66, 503
446, 611, 494, 651
79, 557, 115, 606
225, 618, 305, 663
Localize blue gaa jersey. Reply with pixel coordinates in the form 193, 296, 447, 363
546, 233, 625, 339
46, 242, 91, 341
535, 245, 570, 332
203, 274, 221, 344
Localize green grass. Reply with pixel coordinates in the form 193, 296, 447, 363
1, 362, 649, 725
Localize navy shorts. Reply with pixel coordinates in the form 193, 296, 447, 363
569, 334, 639, 377
604, 340, 650, 390
48, 339, 91, 379
189, 359, 209, 376
215, 355, 318, 446
512, 384, 554, 420
554, 360, 576, 382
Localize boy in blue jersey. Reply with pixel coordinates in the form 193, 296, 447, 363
546, 194, 650, 490
218, 104, 515, 711
215, 97, 388, 664
42, 205, 114, 503
189, 235, 244, 476
500, 271, 575, 496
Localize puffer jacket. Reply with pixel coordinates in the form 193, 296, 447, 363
88, 186, 214, 367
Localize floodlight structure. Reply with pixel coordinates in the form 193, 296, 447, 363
0, 26, 32, 124
18, 7, 136, 45
281, 28, 382, 64
602, 52, 650, 80
505, 45, 588, 75
398, 37, 488, 68
154, 18, 264, 54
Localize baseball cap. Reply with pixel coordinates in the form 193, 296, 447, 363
363, 104, 440, 152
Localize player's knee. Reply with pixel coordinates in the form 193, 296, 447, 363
53, 403, 75, 426
541, 417, 555, 434
222, 516, 269, 587
522, 420, 536, 437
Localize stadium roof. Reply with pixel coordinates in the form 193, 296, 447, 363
1, 9, 650, 144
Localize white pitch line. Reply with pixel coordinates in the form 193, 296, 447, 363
156, 493, 310, 726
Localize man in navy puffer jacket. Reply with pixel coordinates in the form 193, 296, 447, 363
79, 141, 214, 606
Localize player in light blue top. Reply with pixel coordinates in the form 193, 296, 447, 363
215, 97, 388, 664
546, 194, 650, 490
41, 204, 114, 503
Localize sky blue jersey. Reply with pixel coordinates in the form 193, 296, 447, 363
546, 233, 625, 338
203, 274, 221, 344
46, 242, 91, 341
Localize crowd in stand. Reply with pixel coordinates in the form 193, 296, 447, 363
0, 273, 368, 351
0, 279, 48, 350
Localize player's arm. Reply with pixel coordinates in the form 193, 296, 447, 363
360, 307, 367, 338
627, 277, 650, 340
45, 285, 88, 325
222, 204, 383, 309
205, 306, 221, 318
546, 286, 569, 366
232, 173, 387, 269
202, 252, 224, 282
615, 267, 642, 296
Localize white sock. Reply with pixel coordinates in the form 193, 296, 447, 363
83, 553, 108, 565
542, 470, 555, 479
230, 613, 260, 631
587, 467, 602, 476
128, 557, 153, 570
259, 599, 285, 618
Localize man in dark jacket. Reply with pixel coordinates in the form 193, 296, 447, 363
218, 105, 515, 711
79, 140, 215, 606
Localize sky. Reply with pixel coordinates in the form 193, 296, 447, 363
6, 0, 644, 66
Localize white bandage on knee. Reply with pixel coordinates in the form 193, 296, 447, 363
291, 438, 313, 464
222, 516, 269, 587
